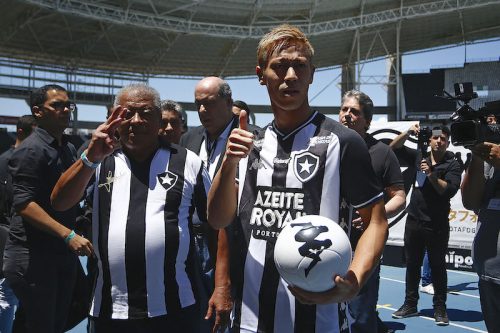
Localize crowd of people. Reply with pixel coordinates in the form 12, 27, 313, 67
0, 23, 498, 333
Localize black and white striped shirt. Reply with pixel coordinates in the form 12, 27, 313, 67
89, 144, 211, 319
232, 112, 383, 333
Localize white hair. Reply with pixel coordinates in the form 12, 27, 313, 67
114, 83, 161, 109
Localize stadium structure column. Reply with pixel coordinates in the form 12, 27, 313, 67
387, 55, 400, 121
341, 63, 356, 100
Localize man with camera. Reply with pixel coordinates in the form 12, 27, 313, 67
390, 124, 462, 326
461, 141, 500, 333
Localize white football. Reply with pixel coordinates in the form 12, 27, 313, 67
274, 215, 352, 292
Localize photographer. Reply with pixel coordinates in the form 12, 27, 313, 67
461, 142, 500, 333
390, 125, 462, 326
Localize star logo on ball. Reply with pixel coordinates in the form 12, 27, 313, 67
293, 151, 319, 183
157, 171, 178, 192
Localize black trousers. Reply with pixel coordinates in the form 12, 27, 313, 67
403, 214, 449, 308
3, 247, 78, 333
479, 279, 500, 333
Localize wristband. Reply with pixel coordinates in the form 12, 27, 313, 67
64, 230, 76, 244
81, 151, 100, 169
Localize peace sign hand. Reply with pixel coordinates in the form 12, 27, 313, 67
86, 106, 126, 163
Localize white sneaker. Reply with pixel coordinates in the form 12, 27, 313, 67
420, 284, 435, 295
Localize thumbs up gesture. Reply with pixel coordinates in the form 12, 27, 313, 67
224, 110, 254, 166
239, 109, 248, 131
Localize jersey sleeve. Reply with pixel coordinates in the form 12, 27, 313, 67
340, 131, 383, 209
383, 146, 404, 188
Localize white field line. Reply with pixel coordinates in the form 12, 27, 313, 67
446, 269, 477, 277
382, 267, 477, 277
377, 304, 487, 333
380, 276, 480, 299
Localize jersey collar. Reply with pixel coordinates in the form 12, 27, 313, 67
271, 111, 318, 141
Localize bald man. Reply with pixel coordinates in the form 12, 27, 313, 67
180, 77, 259, 332
181, 77, 236, 176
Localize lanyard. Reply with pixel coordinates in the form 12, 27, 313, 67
205, 138, 218, 170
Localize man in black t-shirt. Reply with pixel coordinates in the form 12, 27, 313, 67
391, 125, 461, 326
339, 90, 405, 333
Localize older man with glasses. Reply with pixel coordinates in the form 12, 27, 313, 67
51, 83, 231, 332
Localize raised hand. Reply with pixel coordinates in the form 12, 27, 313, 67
239, 108, 248, 131
408, 123, 420, 136
86, 106, 126, 163
225, 110, 254, 166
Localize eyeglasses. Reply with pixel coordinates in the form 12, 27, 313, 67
47, 101, 76, 112
123, 107, 159, 121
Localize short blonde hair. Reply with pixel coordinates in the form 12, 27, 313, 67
257, 24, 314, 68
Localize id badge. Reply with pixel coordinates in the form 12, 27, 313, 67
415, 171, 426, 188
487, 198, 500, 211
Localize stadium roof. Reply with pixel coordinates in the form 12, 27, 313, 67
2, 0, 500, 78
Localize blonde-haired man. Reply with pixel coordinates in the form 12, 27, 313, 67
208, 24, 388, 332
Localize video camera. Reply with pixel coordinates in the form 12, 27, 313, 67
441, 82, 500, 147
417, 126, 432, 157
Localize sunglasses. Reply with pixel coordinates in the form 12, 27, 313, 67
123, 107, 159, 120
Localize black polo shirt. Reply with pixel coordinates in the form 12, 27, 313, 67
8, 127, 78, 253
406, 150, 462, 225
0, 147, 14, 227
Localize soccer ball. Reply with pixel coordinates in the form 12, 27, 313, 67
274, 215, 352, 292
